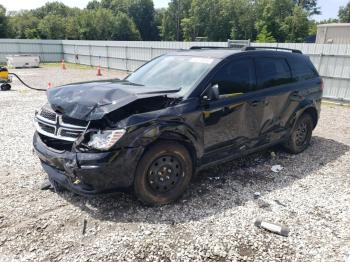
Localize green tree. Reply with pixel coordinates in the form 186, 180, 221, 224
308, 20, 317, 36
68, 8, 140, 40
0, 5, 8, 38
155, 8, 166, 35
282, 6, 309, 42
65, 15, 81, 39
112, 11, 141, 40
8, 11, 40, 38
181, 17, 195, 41
127, 0, 159, 40
255, 0, 294, 42
318, 18, 339, 24
293, 0, 320, 15
223, 0, 257, 40
98, 0, 158, 40
38, 14, 66, 39
32, 2, 73, 18
189, 0, 230, 41
87, 0, 101, 10
161, 0, 191, 41
339, 1, 350, 22
256, 25, 276, 42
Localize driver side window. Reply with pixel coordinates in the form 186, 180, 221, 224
212, 58, 256, 96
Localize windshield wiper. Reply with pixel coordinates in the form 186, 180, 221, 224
120, 79, 144, 86
139, 88, 181, 95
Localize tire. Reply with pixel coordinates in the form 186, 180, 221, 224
134, 141, 193, 205
1, 84, 11, 91
283, 113, 313, 154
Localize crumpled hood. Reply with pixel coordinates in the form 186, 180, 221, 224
47, 80, 180, 121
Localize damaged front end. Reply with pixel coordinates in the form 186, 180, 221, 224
33, 81, 183, 194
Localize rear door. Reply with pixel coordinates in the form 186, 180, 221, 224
253, 55, 300, 143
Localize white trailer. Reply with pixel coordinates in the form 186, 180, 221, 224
6, 55, 40, 68
316, 23, 350, 44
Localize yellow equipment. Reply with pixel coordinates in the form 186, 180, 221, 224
0, 67, 11, 91
0, 67, 9, 81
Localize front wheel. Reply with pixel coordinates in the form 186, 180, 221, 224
283, 113, 313, 154
134, 141, 193, 205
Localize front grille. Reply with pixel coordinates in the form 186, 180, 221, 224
39, 134, 73, 151
40, 107, 56, 122
38, 122, 55, 134
62, 115, 89, 127
35, 104, 89, 142
60, 129, 82, 139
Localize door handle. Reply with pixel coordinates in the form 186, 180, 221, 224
290, 92, 303, 100
249, 100, 262, 107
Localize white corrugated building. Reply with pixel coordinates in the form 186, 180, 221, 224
316, 23, 350, 44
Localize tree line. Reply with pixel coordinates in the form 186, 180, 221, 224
0, 0, 349, 42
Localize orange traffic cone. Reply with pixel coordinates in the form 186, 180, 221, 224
61, 59, 66, 70
96, 65, 102, 76
48, 82, 52, 89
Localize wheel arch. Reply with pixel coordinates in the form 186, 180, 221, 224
301, 107, 318, 129
148, 131, 198, 169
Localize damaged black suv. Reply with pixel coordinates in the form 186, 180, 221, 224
33, 46, 322, 205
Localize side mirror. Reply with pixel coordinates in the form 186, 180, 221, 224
211, 84, 219, 100
202, 84, 219, 104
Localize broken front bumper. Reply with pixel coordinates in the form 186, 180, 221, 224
33, 132, 144, 195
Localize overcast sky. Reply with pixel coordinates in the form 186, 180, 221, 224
0, 0, 348, 21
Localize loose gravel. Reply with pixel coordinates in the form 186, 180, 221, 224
0, 66, 349, 261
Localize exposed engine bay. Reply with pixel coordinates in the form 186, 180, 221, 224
34, 80, 182, 153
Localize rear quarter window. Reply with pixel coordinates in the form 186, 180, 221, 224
288, 55, 319, 81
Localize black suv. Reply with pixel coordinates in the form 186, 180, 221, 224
33, 46, 322, 205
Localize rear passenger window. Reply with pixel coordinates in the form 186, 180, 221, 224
288, 56, 318, 81
255, 57, 293, 89
212, 58, 256, 96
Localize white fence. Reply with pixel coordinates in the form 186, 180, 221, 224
0, 39, 62, 63
0, 39, 349, 102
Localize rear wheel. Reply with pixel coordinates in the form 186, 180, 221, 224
283, 113, 313, 154
134, 141, 193, 205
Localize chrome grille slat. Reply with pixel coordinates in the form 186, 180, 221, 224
39, 107, 56, 122
34, 105, 88, 142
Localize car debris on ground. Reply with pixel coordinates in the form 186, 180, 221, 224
271, 165, 284, 173
255, 217, 290, 237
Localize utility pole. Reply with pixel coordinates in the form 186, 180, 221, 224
176, 0, 181, 41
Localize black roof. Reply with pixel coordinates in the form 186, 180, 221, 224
168, 46, 303, 60
169, 49, 240, 59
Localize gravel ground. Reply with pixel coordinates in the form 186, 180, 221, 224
0, 66, 349, 261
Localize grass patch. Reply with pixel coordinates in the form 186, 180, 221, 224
41, 62, 96, 70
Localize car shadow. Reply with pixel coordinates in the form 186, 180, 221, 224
60, 136, 349, 224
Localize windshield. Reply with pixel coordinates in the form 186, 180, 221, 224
126, 55, 216, 96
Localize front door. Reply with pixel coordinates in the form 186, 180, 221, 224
201, 57, 265, 164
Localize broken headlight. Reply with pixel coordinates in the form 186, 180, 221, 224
87, 129, 126, 150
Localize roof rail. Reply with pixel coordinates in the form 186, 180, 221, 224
242, 46, 302, 54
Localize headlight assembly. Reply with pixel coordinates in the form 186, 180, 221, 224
87, 129, 126, 150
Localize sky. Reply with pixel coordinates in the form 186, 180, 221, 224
0, 0, 348, 21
